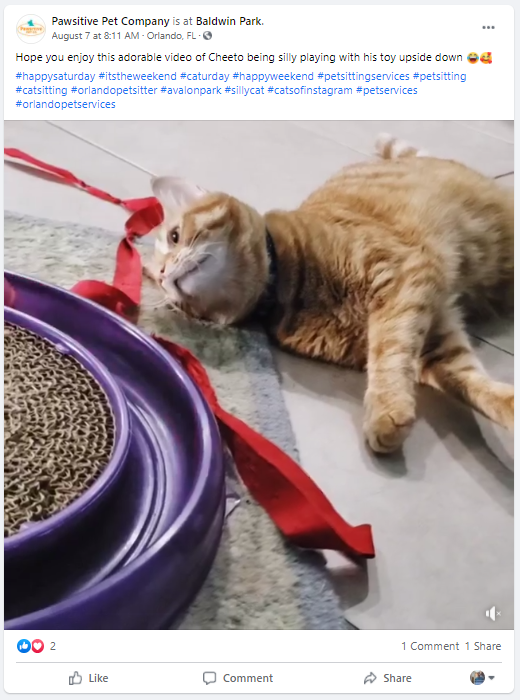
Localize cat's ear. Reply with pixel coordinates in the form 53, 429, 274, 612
151, 176, 207, 211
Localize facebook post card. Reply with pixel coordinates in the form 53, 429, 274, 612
3, 3, 515, 697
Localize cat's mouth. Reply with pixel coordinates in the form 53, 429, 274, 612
166, 254, 210, 296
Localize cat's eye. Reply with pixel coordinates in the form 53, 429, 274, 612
169, 227, 180, 245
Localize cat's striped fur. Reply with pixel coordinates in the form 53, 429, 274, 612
149, 136, 514, 453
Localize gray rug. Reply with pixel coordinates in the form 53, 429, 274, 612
4, 211, 352, 630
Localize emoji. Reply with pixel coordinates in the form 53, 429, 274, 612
480, 52, 492, 64
31, 639, 44, 653
467, 52, 479, 64
17, 639, 31, 653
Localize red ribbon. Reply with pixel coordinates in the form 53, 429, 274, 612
4, 148, 375, 559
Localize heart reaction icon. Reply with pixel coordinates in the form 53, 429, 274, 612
32, 639, 44, 653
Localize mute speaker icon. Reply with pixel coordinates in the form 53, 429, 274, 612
485, 606, 500, 621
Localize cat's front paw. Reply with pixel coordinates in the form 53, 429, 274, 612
363, 394, 416, 454
142, 262, 159, 283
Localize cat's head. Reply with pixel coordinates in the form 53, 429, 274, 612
150, 177, 269, 324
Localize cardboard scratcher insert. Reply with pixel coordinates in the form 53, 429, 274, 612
4, 322, 115, 536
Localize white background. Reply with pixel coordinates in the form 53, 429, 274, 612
2, 3, 516, 699
4, 630, 514, 693
4, 5, 514, 119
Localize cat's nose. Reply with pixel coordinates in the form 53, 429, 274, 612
158, 265, 166, 279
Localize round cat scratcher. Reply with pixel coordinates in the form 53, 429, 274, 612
4, 312, 129, 547
4, 271, 225, 630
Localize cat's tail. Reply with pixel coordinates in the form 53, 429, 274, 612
375, 133, 429, 159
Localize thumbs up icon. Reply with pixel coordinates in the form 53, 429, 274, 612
17, 639, 31, 653
69, 672, 82, 685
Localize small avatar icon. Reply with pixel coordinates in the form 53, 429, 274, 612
467, 52, 479, 64
470, 670, 486, 686
480, 52, 492, 64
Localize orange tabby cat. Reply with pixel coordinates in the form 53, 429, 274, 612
146, 135, 514, 453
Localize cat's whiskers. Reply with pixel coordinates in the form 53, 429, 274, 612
139, 296, 171, 310
177, 243, 217, 276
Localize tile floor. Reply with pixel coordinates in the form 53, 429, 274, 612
4, 120, 514, 630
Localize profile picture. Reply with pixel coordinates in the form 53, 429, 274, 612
16, 15, 46, 44
470, 671, 486, 685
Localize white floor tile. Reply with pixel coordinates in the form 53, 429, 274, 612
291, 120, 514, 177
459, 120, 514, 143
5, 121, 151, 231
470, 321, 514, 356
273, 339, 513, 630
48, 120, 370, 212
